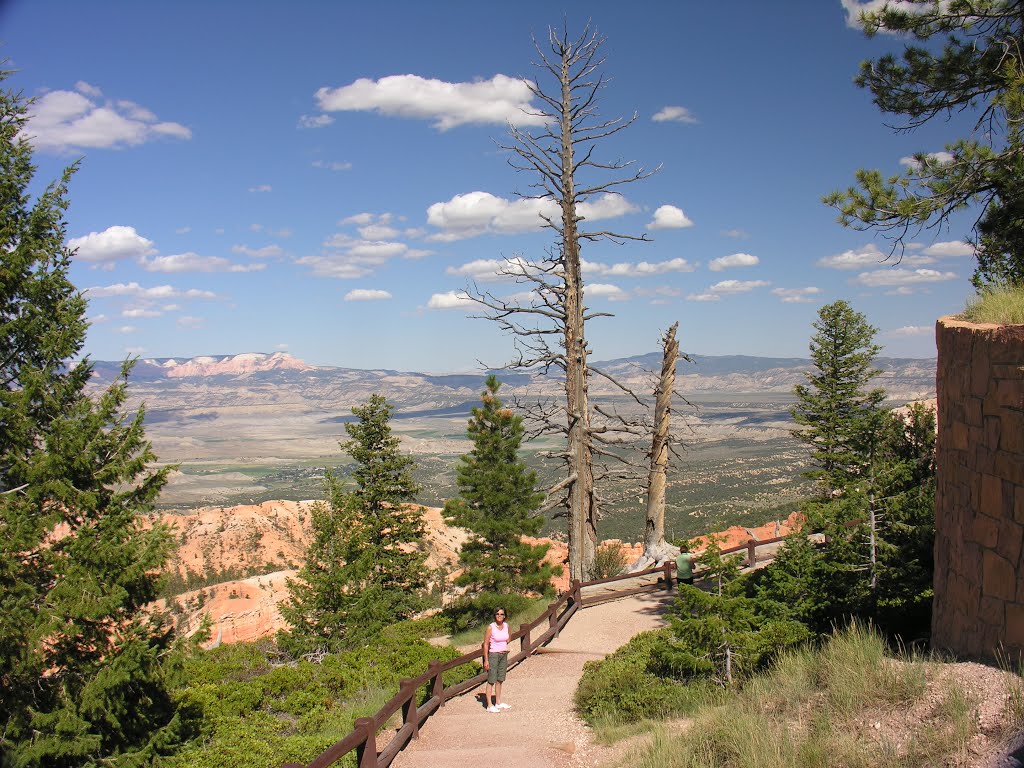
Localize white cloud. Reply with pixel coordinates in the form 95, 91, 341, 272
709, 252, 759, 271
177, 316, 204, 329
584, 257, 697, 277
248, 184, 272, 193
585, 283, 627, 300
888, 325, 932, 337
117, 325, 137, 334
427, 290, 473, 310
841, 0, 940, 29
647, 204, 693, 230
85, 282, 218, 300
299, 114, 334, 129
340, 212, 376, 226
347, 241, 409, 262
922, 240, 974, 258
312, 159, 351, 171
899, 151, 955, 168
139, 253, 265, 273
294, 255, 372, 279
652, 105, 698, 124
122, 307, 161, 318
427, 191, 636, 240
818, 243, 891, 270
721, 228, 749, 239
24, 87, 190, 151
344, 289, 392, 301
772, 287, 821, 304
446, 256, 535, 282
175, 226, 191, 235
231, 244, 284, 258
855, 268, 958, 287
315, 74, 546, 131
68, 225, 156, 263
686, 293, 721, 302
359, 223, 400, 240
707, 279, 770, 293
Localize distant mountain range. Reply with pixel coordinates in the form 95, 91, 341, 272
89, 350, 936, 413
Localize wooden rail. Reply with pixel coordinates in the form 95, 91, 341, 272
281, 533, 788, 768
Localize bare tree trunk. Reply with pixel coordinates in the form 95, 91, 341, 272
640, 322, 679, 565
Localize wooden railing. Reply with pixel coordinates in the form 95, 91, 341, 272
281, 533, 788, 768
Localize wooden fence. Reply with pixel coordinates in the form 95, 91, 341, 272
280, 533, 787, 768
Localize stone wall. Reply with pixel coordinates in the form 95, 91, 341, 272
933, 316, 1024, 659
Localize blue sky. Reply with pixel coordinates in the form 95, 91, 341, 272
5, 0, 979, 371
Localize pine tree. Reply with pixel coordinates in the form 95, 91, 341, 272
444, 376, 557, 603
791, 300, 885, 495
283, 394, 429, 651
825, 0, 1024, 287
0, 74, 187, 766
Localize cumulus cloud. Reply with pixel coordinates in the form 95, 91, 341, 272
299, 114, 334, 129
583, 257, 697, 277
344, 289, 392, 301
24, 83, 190, 151
85, 282, 218, 300
888, 325, 932, 337
584, 283, 627, 300
68, 225, 156, 263
426, 191, 636, 240
899, 151, 955, 168
721, 228, 749, 239
652, 106, 698, 124
117, 325, 137, 334
647, 204, 693, 230
841, 0, 936, 29
312, 159, 352, 171
248, 184, 272, 193
707, 279, 770, 293
359, 223, 400, 240
772, 287, 821, 304
817, 243, 891, 270
686, 292, 721, 302
427, 290, 473, 310
922, 240, 974, 258
854, 268, 958, 287
708, 252, 759, 271
231, 244, 285, 259
122, 307, 161, 318
315, 74, 547, 131
139, 253, 265, 273
294, 255, 372, 280
175, 226, 191, 235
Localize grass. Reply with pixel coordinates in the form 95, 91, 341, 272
618, 623, 980, 768
963, 283, 1024, 324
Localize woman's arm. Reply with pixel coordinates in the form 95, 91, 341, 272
482, 624, 492, 669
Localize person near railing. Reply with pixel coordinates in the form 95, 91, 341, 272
675, 546, 694, 586
482, 608, 511, 713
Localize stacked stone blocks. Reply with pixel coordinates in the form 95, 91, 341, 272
932, 317, 1024, 659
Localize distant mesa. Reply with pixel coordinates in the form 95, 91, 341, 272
92, 352, 314, 381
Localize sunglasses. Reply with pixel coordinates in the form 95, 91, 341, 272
495, 612, 505, 616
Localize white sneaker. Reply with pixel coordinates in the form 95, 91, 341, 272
497, 703, 511, 709
487, 705, 501, 713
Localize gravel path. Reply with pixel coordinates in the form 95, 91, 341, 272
391, 589, 674, 768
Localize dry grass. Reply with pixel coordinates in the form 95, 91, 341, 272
962, 284, 1024, 325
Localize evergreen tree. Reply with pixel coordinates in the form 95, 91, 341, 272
0, 74, 188, 766
791, 300, 885, 495
283, 394, 429, 651
444, 376, 557, 602
825, 0, 1024, 287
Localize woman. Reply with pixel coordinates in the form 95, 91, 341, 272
482, 607, 511, 713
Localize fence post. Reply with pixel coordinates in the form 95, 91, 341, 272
746, 538, 757, 568
400, 678, 419, 739
548, 603, 558, 638
664, 560, 674, 593
427, 660, 444, 706
354, 717, 378, 768
519, 623, 531, 655
570, 579, 582, 608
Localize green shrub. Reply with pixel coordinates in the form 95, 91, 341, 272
590, 542, 629, 579
963, 283, 1024, 324
575, 630, 721, 724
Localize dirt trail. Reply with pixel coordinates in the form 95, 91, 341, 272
391, 589, 674, 768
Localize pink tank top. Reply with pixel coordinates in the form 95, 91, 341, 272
488, 621, 509, 652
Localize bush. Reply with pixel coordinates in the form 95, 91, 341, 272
575, 630, 720, 724
590, 542, 628, 579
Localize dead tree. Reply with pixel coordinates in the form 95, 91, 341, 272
636, 322, 680, 568
469, 24, 654, 581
